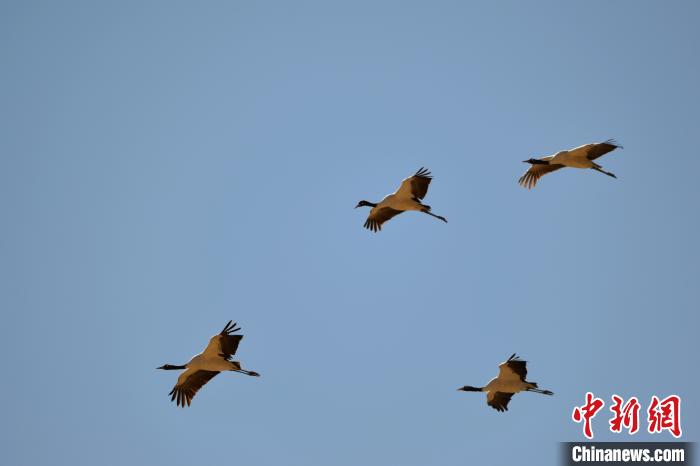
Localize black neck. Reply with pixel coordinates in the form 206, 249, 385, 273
160, 364, 187, 370
459, 385, 483, 392
360, 201, 377, 208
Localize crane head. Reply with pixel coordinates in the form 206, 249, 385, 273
355, 200, 375, 209
523, 158, 548, 165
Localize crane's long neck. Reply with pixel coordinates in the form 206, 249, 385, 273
160, 364, 187, 370
458, 385, 484, 392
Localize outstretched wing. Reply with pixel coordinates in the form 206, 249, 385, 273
487, 391, 514, 412
202, 321, 243, 360
585, 139, 623, 160
498, 353, 527, 382
518, 163, 564, 189
364, 206, 403, 232
395, 167, 433, 200
169, 369, 220, 407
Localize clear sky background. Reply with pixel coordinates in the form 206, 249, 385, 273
2, 1, 698, 465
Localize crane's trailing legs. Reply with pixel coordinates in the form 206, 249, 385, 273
592, 164, 616, 178
233, 369, 260, 377
527, 387, 554, 395
420, 205, 447, 223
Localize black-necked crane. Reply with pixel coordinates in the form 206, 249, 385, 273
457, 354, 553, 412
355, 167, 447, 232
519, 140, 623, 189
157, 321, 260, 407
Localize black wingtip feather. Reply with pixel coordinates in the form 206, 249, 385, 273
363, 218, 381, 232
414, 167, 432, 178
221, 321, 242, 335
603, 139, 623, 149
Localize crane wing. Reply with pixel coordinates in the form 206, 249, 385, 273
202, 321, 243, 359
518, 163, 564, 189
498, 353, 527, 381
487, 391, 514, 412
169, 369, 220, 407
395, 167, 433, 200
364, 206, 403, 232
585, 139, 622, 160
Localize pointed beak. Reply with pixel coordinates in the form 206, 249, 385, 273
522, 160, 529, 163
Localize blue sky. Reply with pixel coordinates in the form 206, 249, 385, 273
2, 1, 698, 465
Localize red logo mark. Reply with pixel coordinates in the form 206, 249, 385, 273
572, 392, 605, 439
609, 395, 640, 434
648, 395, 682, 438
